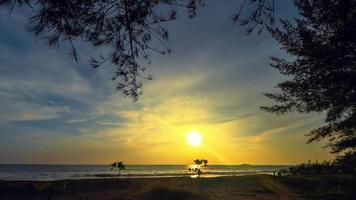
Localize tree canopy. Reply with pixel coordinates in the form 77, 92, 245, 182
111, 161, 126, 174
0, 0, 274, 100
232, 0, 275, 34
261, 0, 356, 154
188, 159, 208, 177
0, 0, 204, 100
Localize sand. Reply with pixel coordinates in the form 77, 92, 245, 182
0, 175, 354, 200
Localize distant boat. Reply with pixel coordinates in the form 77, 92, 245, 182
240, 164, 251, 167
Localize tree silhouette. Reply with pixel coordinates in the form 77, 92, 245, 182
261, 0, 356, 155
232, 0, 275, 35
0, 0, 203, 100
0, 0, 279, 100
188, 159, 208, 177
111, 161, 126, 175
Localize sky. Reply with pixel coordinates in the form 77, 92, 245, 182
0, 0, 334, 165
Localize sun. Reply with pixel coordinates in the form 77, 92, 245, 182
186, 131, 202, 147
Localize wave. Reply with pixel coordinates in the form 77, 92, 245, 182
0, 165, 289, 181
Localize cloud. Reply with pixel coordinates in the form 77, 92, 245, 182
0, 96, 71, 121
15, 106, 71, 121
0, 1, 330, 164
0, 57, 91, 122
95, 120, 124, 127
209, 113, 253, 124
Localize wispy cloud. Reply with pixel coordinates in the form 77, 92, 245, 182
0, 1, 331, 164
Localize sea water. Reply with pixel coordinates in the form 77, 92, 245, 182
0, 164, 290, 181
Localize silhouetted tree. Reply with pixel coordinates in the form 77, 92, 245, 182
261, 0, 356, 155
0, 0, 203, 100
232, 0, 276, 34
111, 161, 126, 175
334, 152, 356, 175
279, 160, 338, 176
0, 0, 281, 100
188, 159, 208, 177
194, 159, 208, 166
279, 153, 356, 176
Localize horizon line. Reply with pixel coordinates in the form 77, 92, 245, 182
0, 163, 295, 166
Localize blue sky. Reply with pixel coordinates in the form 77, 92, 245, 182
0, 0, 333, 164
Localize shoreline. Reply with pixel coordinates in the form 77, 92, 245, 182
0, 173, 274, 182
0, 172, 273, 182
0, 172, 278, 181
0, 164, 289, 181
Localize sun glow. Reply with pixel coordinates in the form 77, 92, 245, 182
186, 131, 202, 147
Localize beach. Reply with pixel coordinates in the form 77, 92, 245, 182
0, 175, 354, 200
0, 164, 289, 180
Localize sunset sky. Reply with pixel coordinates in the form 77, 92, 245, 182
0, 0, 333, 165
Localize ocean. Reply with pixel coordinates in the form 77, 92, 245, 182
0, 164, 290, 181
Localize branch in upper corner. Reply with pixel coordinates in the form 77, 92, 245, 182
0, 0, 205, 101
232, 0, 275, 35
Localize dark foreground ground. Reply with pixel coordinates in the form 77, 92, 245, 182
0, 175, 355, 200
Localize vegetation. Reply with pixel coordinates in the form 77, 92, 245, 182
188, 159, 208, 177
261, 0, 356, 156
111, 161, 126, 176
279, 153, 356, 176
280, 161, 339, 176
0, 0, 276, 100
232, 0, 276, 34
333, 152, 356, 175
0, 0, 203, 100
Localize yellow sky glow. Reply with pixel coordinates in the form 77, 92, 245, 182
12, 74, 333, 165
23, 74, 330, 164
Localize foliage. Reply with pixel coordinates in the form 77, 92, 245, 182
279, 161, 338, 175
111, 161, 126, 175
0, 0, 284, 103
193, 159, 208, 166
261, 0, 356, 154
333, 152, 356, 175
0, 0, 279, 100
188, 159, 208, 177
0, 0, 204, 100
280, 152, 356, 175
232, 0, 276, 34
